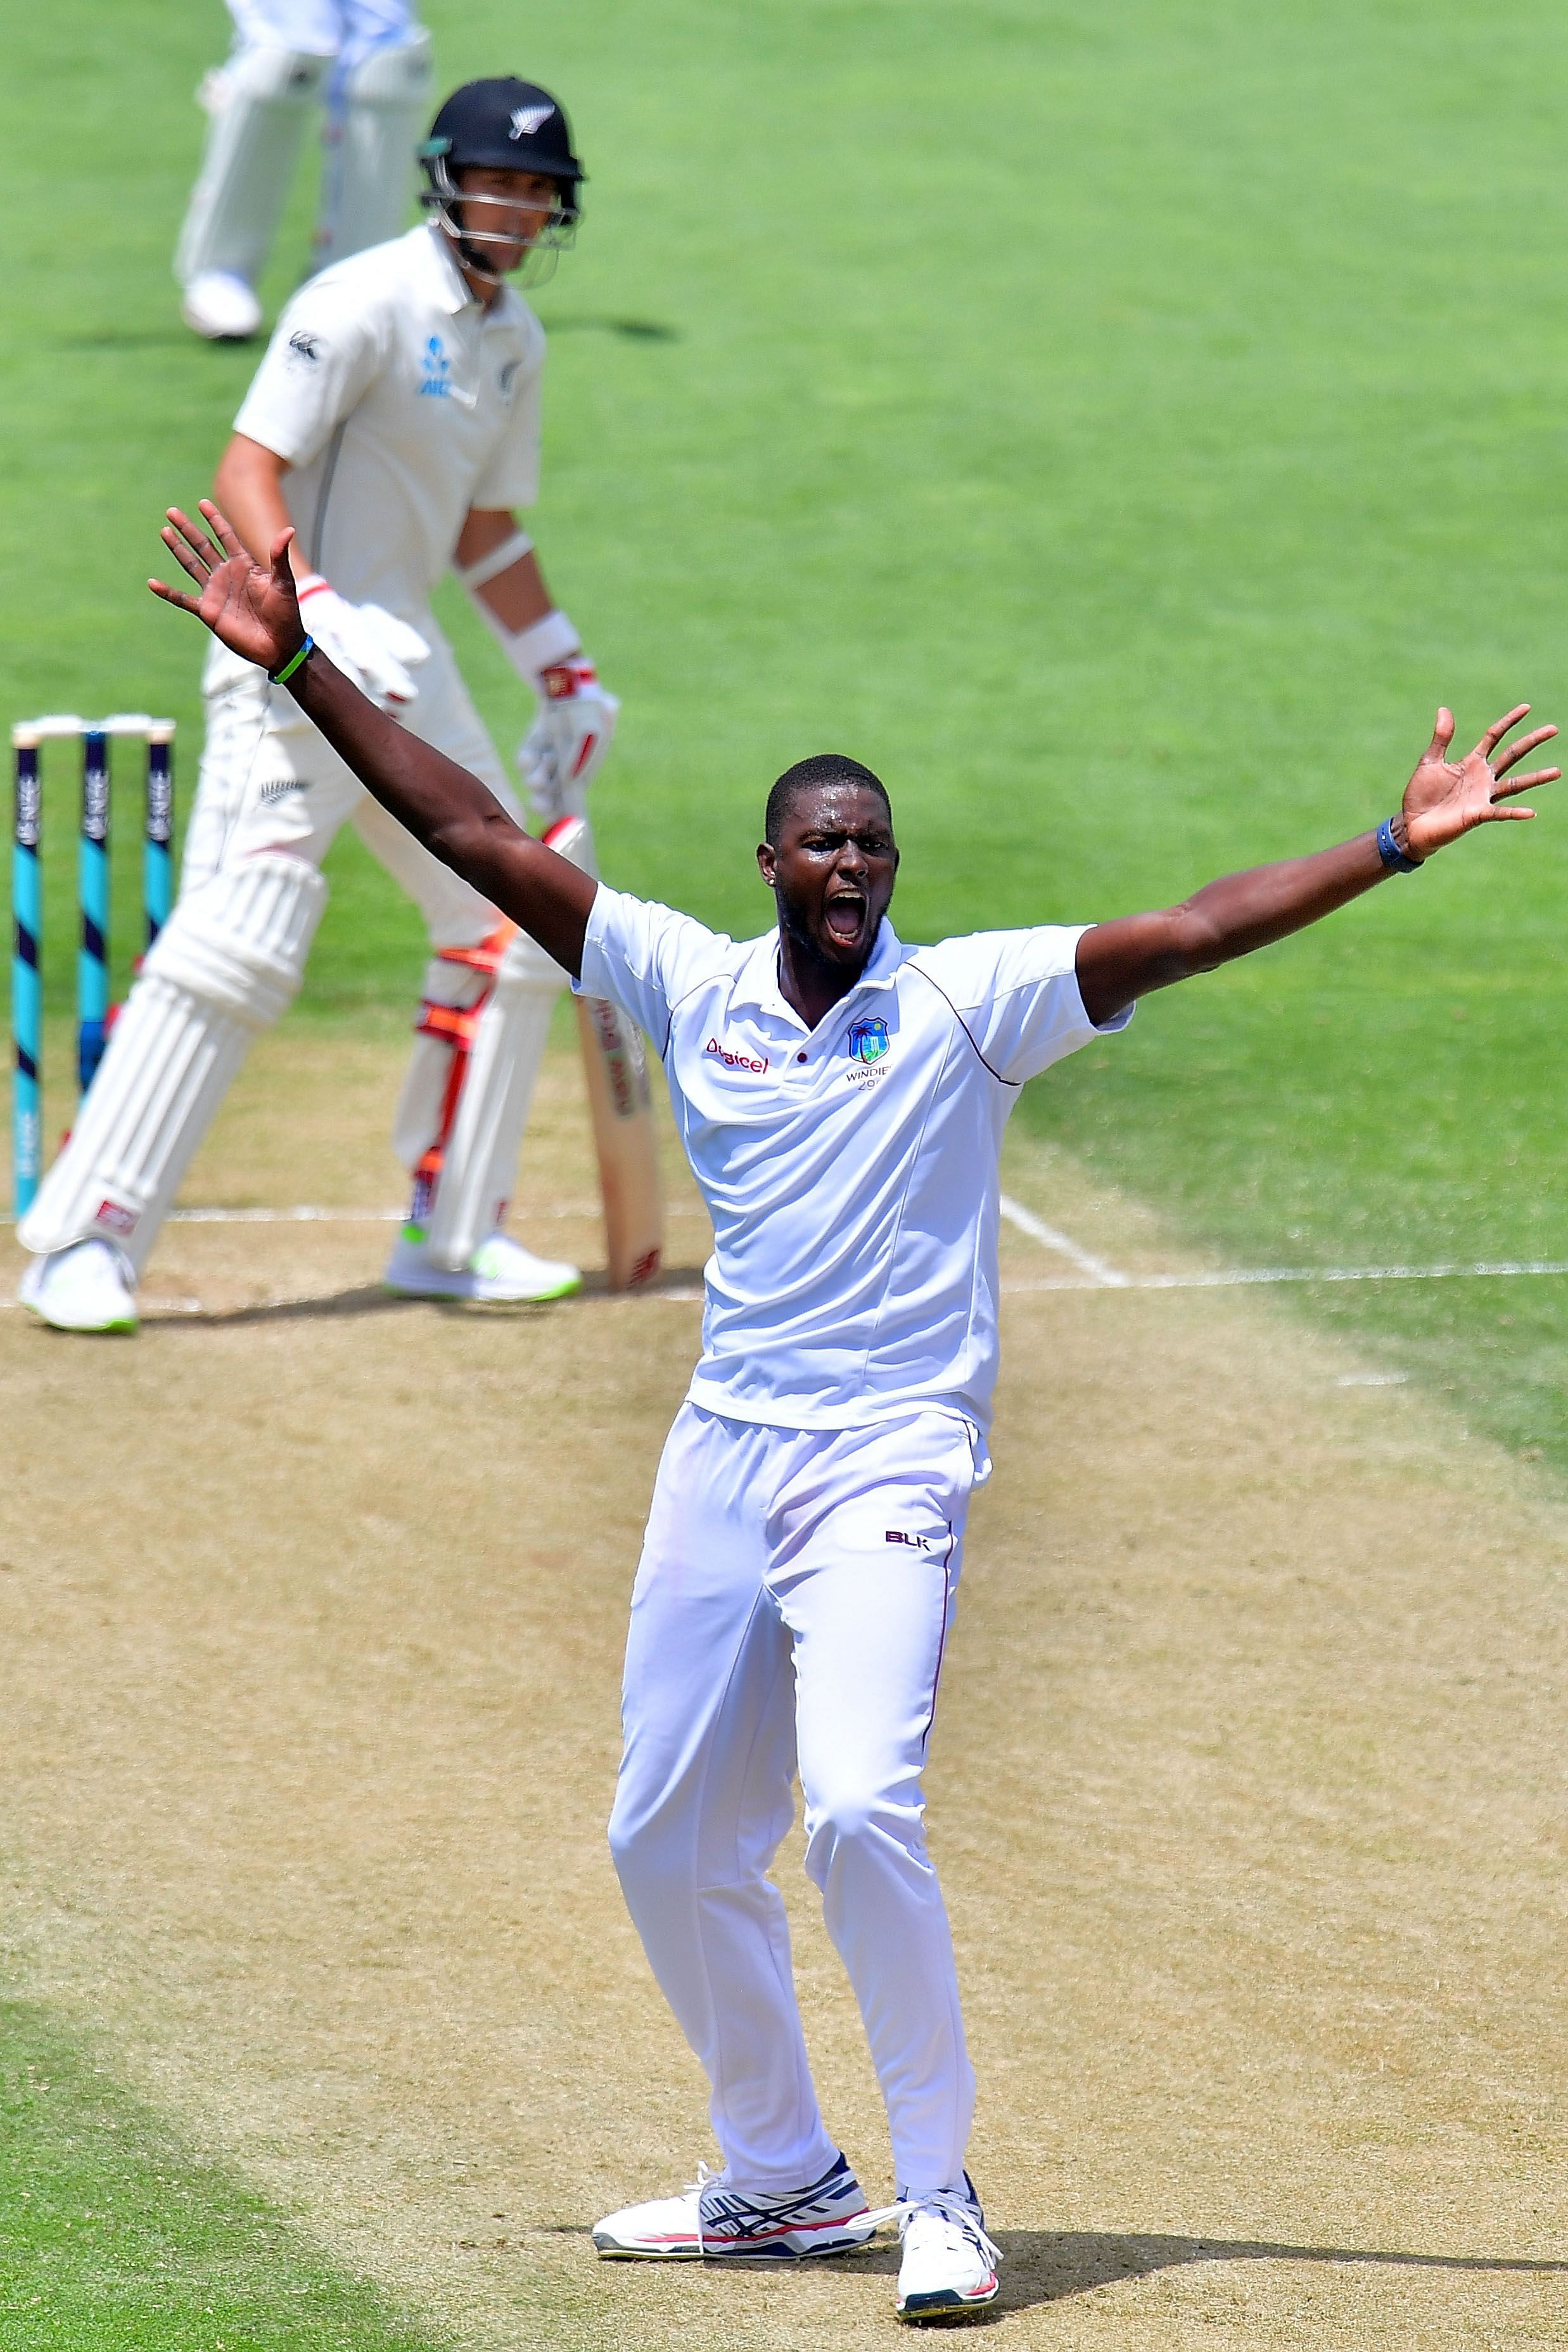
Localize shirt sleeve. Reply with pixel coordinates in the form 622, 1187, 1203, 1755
918, 924, 1135, 1087
469, 319, 545, 510
232, 281, 387, 470
575, 886, 729, 1048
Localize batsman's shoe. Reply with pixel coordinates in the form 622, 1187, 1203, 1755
593, 2152, 876, 2261
18, 1239, 138, 1335
885, 2176, 1002, 2323
383, 1227, 581, 1304
181, 269, 263, 342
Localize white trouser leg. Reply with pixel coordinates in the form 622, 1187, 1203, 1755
313, 29, 432, 273
609, 1407, 839, 2194
780, 1416, 978, 2198
16, 855, 328, 1269
174, 42, 330, 291
609, 1406, 979, 2198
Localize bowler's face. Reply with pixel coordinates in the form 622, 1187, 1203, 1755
758, 784, 899, 972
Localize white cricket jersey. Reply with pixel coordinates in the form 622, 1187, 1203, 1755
231, 223, 544, 620
578, 892, 1134, 1435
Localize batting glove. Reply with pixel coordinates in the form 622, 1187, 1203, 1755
295, 575, 430, 708
518, 658, 620, 822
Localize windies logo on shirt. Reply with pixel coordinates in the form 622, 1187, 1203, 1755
848, 1017, 889, 1064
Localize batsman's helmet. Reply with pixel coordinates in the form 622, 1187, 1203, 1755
419, 79, 585, 285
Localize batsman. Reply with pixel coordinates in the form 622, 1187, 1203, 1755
20, 75, 646, 1334
148, 502, 1554, 2322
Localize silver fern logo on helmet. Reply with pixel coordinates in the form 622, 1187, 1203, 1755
510, 103, 553, 137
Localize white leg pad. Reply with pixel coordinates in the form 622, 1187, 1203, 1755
175, 45, 329, 290
313, 30, 433, 272
17, 855, 328, 1270
395, 927, 567, 1272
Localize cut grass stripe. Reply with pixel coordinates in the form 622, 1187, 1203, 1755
0, 1997, 444, 2352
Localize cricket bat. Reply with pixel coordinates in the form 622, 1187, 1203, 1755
543, 812, 665, 1290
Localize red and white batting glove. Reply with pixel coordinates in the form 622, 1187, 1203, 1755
294, 574, 430, 708
517, 656, 620, 822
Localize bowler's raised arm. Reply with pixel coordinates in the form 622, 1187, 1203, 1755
1074, 705, 1558, 1028
149, 502, 597, 977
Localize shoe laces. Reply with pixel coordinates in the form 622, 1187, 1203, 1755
862, 2186, 1002, 2269
688, 2160, 719, 2256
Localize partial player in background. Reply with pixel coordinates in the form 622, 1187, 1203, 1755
177, 0, 433, 342
20, 77, 643, 1334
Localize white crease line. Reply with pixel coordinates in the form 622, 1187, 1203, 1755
998, 1193, 1130, 1286
1000, 1259, 1568, 1294
169, 1206, 405, 1224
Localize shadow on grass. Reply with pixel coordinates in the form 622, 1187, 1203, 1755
542, 314, 680, 341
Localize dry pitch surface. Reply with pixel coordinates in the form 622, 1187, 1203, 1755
1, 1032, 1564, 2348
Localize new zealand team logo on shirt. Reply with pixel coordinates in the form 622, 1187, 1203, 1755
848, 1016, 889, 1064
419, 335, 452, 397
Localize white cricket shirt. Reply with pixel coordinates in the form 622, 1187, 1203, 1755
232, 224, 544, 620
578, 892, 1134, 1435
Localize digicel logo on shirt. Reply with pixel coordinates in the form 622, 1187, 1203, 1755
704, 1036, 769, 1074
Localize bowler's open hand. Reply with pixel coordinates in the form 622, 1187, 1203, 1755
149, 502, 305, 677
1402, 706, 1559, 859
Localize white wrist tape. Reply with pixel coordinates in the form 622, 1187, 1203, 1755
452, 529, 535, 593
471, 602, 582, 686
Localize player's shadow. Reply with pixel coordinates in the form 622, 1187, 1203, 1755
856, 2229, 1568, 2320
541, 315, 680, 342
57, 330, 226, 352
145, 1267, 710, 1327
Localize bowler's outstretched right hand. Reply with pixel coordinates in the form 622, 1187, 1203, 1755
149, 502, 305, 677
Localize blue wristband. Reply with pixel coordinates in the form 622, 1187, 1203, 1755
269, 635, 313, 686
1376, 816, 1422, 872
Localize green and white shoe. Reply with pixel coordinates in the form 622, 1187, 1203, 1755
383, 1227, 581, 1303
18, 1238, 139, 1334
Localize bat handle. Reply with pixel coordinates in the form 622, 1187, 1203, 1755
541, 807, 600, 882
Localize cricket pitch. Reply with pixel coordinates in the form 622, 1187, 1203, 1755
0, 1031, 1563, 2348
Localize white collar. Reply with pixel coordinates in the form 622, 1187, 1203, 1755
731, 917, 905, 1029
416, 224, 528, 333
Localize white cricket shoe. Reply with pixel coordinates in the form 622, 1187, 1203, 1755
890, 2175, 1002, 2323
181, 269, 263, 342
18, 1239, 138, 1334
593, 2151, 876, 2261
383, 1227, 581, 1304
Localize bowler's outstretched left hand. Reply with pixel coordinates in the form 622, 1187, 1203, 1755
1401, 705, 1559, 859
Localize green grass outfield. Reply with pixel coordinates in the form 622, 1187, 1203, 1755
4, 0, 1567, 1464
0, 2000, 438, 2352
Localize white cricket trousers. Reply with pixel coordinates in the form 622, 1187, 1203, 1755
609, 1403, 982, 2201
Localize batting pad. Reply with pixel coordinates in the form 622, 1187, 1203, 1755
393, 926, 566, 1271
18, 855, 328, 1270
175, 45, 329, 291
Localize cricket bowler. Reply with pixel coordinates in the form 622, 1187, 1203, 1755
21, 79, 619, 1333
148, 502, 1557, 2322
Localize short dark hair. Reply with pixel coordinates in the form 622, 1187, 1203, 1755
764, 753, 892, 846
